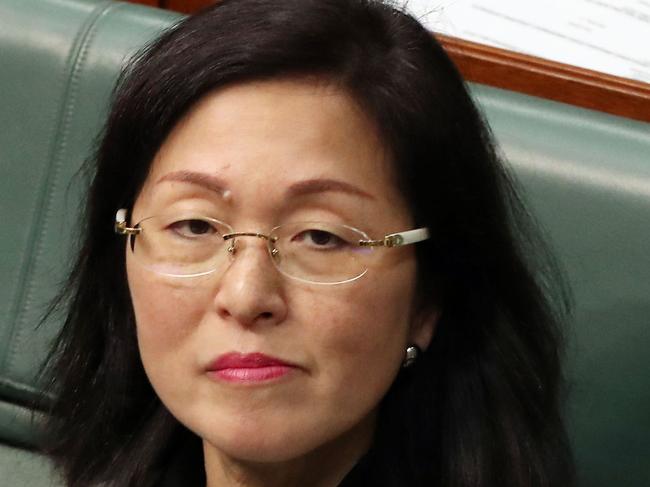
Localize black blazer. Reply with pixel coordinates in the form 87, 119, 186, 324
158, 441, 385, 486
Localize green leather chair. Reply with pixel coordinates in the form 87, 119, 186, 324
1, 0, 648, 485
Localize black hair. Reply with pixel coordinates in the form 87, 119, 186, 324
42, 0, 575, 485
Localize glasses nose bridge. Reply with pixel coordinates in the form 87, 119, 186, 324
223, 231, 271, 242
222, 231, 279, 259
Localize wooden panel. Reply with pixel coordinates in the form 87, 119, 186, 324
127, 0, 160, 6
438, 34, 650, 124
161, 0, 215, 13
123, 0, 650, 123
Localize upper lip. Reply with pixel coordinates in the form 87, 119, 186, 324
208, 352, 297, 370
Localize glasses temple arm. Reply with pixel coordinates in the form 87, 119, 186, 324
359, 227, 430, 247
114, 208, 141, 235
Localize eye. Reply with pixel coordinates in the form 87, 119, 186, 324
168, 219, 218, 238
292, 229, 349, 250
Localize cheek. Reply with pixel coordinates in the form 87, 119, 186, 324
127, 260, 209, 365
318, 264, 415, 349
298, 269, 416, 404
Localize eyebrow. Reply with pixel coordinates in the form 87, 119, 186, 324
157, 171, 227, 196
287, 178, 375, 200
157, 170, 375, 200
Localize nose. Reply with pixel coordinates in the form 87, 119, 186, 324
212, 237, 288, 328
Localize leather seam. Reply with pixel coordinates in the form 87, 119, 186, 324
0, 378, 46, 407
0, 4, 84, 381
4, 1, 118, 391
0, 2, 94, 380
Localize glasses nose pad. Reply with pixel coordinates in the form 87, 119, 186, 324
270, 246, 281, 263
227, 238, 237, 256
269, 236, 281, 264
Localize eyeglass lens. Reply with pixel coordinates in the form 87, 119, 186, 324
129, 215, 374, 283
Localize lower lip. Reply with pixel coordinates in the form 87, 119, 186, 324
209, 365, 294, 383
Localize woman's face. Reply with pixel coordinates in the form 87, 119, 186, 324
127, 79, 435, 466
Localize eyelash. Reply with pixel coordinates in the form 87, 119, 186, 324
168, 219, 219, 238
290, 229, 349, 250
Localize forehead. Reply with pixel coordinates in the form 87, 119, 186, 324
140, 78, 409, 221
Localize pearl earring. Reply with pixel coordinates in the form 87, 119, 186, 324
402, 344, 421, 368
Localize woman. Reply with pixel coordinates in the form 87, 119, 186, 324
42, 0, 575, 485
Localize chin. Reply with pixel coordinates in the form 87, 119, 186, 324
199, 409, 374, 468
202, 425, 323, 463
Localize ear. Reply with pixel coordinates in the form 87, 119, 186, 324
408, 306, 440, 352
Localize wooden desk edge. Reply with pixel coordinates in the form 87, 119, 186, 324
437, 34, 650, 123
126, 0, 650, 123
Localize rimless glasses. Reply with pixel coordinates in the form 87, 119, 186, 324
115, 209, 430, 285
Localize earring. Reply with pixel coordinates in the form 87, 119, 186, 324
402, 344, 421, 368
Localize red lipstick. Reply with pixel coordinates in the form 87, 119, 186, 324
207, 352, 297, 383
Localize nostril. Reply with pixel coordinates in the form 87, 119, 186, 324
218, 308, 232, 320
260, 312, 273, 320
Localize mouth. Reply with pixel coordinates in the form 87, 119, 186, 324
206, 352, 299, 384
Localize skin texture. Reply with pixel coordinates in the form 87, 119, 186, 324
127, 79, 436, 487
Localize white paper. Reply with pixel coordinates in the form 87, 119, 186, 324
403, 0, 650, 83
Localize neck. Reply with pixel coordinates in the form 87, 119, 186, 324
203, 412, 375, 487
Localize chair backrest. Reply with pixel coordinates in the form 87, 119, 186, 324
0, 0, 180, 482
0, 1, 648, 485
472, 85, 650, 487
